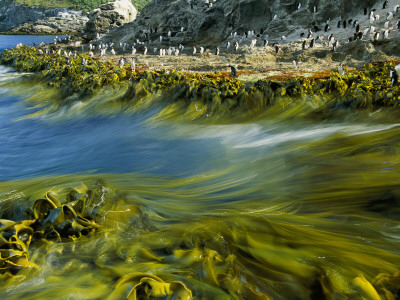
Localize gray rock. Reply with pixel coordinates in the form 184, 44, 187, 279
10, 12, 88, 34
83, 0, 137, 41
103, 0, 380, 46
0, 0, 69, 32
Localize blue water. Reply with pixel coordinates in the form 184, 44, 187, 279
0, 75, 227, 180
0, 35, 65, 52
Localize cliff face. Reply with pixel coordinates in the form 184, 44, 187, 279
106, 0, 380, 45
0, 0, 70, 32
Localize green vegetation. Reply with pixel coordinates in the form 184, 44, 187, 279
14, 0, 151, 12
1, 45, 400, 120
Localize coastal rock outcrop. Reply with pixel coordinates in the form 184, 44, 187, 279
83, 0, 137, 41
104, 0, 380, 46
10, 11, 88, 34
0, 0, 69, 32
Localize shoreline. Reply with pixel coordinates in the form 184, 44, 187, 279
0, 45, 399, 121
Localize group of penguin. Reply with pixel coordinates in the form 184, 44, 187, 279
58, 0, 400, 83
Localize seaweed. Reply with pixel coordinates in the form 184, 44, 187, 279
1, 45, 400, 120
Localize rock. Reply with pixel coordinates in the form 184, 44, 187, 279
83, 0, 137, 41
10, 12, 88, 35
0, 0, 69, 32
102, 0, 380, 46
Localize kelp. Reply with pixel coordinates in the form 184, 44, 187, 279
0, 172, 400, 299
1, 46, 400, 121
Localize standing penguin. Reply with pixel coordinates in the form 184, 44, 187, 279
383, 0, 388, 9
130, 57, 135, 72
229, 65, 237, 77
390, 68, 399, 85
275, 44, 280, 54
302, 40, 306, 50
309, 38, 315, 48
118, 58, 125, 69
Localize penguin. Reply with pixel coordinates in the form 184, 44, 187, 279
373, 32, 380, 41
364, 8, 368, 15
356, 24, 360, 33
328, 34, 334, 45
356, 31, 363, 40
234, 41, 239, 51
324, 24, 329, 32
118, 58, 125, 69
200, 46, 205, 54
348, 19, 353, 25
193, 46, 197, 55
343, 20, 347, 29
384, 21, 390, 28
307, 28, 313, 38
300, 32, 305, 38
338, 63, 345, 76
229, 65, 237, 77
302, 40, 306, 50
332, 40, 338, 51
384, 29, 389, 39
387, 12, 393, 21
390, 68, 399, 85
275, 44, 280, 54
309, 38, 315, 48
353, 20, 358, 28
337, 21, 341, 28
143, 46, 148, 55
297, 2, 301, 10
293, 59, 298, 68
263, 39, 268, 47
227, 41, 231, 49
215, 47, 220, 55
313, 5, 318, 13
383, 0, 388, 9
314, 26, 320, 32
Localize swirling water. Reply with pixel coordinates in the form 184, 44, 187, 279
1, 38, 400, 299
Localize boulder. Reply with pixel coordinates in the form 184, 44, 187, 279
83, 0, 137, 41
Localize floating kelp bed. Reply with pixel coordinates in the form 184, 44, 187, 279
1, 171, 400, 300
1, 46, 400, 122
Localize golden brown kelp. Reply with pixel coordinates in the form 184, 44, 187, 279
0, 173, 399, 299
1, 46, 400, 121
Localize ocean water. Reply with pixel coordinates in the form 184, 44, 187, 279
1, 36, 400, 299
